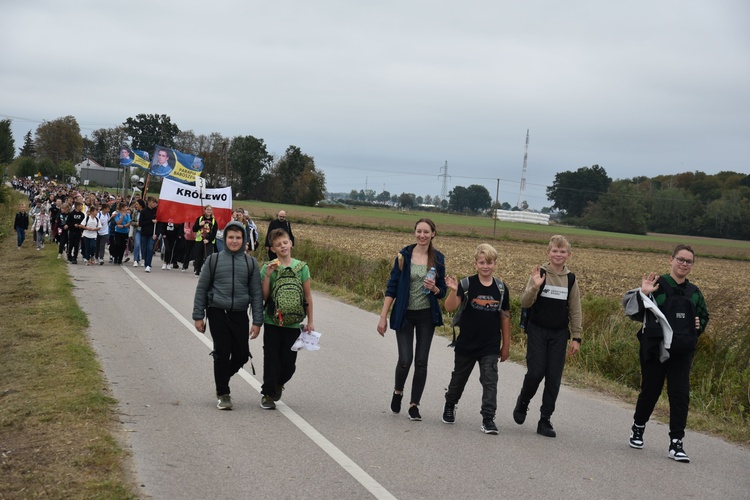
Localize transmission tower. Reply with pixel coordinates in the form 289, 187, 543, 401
439, 161, 450, 200
516, 129, 529, 208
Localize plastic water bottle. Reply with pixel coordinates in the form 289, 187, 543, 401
423, 267, 436, 294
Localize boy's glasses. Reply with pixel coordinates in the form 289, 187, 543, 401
674, 257, 694, 266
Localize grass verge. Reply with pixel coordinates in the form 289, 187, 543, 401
0, 190, 136, 499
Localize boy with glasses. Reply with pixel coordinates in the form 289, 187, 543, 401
624, 244, 709, 463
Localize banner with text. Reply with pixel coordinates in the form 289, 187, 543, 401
119, 146, 151, 171
156, 178, 232, 228
149, 145, 205, 184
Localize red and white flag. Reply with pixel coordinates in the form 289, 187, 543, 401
156, 178, 232, 228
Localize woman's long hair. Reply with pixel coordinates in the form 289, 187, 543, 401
414, 218, 437, 269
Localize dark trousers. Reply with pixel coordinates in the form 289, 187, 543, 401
261, 323, 299, 398
195, 241, 214, 273
518, 323, 569, 419
112, 232, 128, 263
58, 230, 68, 256
82, 237, 96, 260
182, 240, 196, 269
394, 309, 435, 406
162, 238, 179, 265
633, 344, 694, 439
445, 353, 499, 418
67, 231, 81, 260
207, 308, 250, 396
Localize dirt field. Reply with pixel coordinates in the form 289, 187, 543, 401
293, 224, 748, 329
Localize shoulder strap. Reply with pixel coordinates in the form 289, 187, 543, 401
208, 253, 219, 291
292, 260, 307, 274
244, 254, 254, 279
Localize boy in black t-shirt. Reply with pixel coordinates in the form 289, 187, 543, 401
442, 243, 510, 434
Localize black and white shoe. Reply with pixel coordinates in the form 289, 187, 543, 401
668, 439, 690, 463
390, 391, 403, 414
408, 405, 422, 421
442, 403, 456, 424
481, 418, 498, 435
629, 423, 645, 449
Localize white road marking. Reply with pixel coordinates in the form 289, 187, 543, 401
123, 267, 397, 500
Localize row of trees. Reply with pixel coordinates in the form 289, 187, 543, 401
0, 115, 326, 206
548, 165, 750, 239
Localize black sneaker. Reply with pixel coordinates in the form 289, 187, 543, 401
668, 439, 690, 463
217, 394, 233, 410
481, 418, 499, 435
537, 418, 556, 438
442, 402, 456, 424
513, 395, 528, 425
260, 394, 276, 410
390, 391, 403, 414
629, 423, 645, 449
272, 385, 285, 402
408, 405, 422, 421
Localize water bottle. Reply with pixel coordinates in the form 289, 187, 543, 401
423, 267, 436, 294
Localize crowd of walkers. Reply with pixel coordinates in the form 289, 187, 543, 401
10, 179, 261, 274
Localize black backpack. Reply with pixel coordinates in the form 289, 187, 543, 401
651, 277, 698, 352
519, 270, 575, 330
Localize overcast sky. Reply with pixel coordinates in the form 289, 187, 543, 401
2, 0, 748, 208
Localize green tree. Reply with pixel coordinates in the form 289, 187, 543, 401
122, 114, 180, 153
0, 119, 15, 164
581, 180, 648, 234
228, 135, 273, 199
19, 130, 35, 157
547, 164, 612, 217
648, 187, 697, 235
398, 193, 416, 208
265, 145, 325, 206
449, 184, 491, 212
90, 126, 129, 169
34, 116, 83, 164
448, 186, 468, 211
16, 156, 37, 177
376, 190, 390, 202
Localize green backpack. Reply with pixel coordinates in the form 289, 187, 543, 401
267, 260, 307, 326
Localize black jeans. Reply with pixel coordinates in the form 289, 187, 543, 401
518, 322, 569, 419
445, 353, 499, 419
195, 241, 214, 273
634, 344, 694, 439
394, 308, 435, 406
67, 231, 81, 260
207, 308, 250, 396
261, 323, 300, 398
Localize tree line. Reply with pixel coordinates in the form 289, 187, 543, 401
0, 115, 326, 206
548, 165, 750, 240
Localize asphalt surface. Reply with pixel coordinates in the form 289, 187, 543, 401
71, 258, 750, 499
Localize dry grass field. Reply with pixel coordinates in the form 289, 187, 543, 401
292, 224, 749, 331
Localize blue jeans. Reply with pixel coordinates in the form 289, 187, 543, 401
16, 228, 25, 247
140, 234, 156, 268
133, 231, 141, 262
82, 237, 97, 260
394, 308, 435, 406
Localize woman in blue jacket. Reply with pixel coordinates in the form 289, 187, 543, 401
377, 218, 447, 421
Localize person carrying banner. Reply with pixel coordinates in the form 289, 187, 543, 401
139, 196, 159, 273
193, 205, 217, 276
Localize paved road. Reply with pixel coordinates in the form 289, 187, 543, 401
71, 260, 750, 499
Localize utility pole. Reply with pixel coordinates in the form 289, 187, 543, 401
439, 161, 450, 200
517, 129, 529, 208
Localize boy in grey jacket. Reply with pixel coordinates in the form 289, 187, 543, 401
193, 221, 264, 410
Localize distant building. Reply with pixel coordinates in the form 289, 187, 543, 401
74, 158, 119, 186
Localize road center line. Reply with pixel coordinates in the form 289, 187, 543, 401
123, 267, 397, 500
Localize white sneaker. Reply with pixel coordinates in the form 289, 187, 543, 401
133, 261, 139, 267
161, 263, 167, 270
145, 266, 151, 273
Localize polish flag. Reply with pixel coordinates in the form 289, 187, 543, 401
156, 178, 233, 228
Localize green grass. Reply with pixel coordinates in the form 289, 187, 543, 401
0, 188, 137, 499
